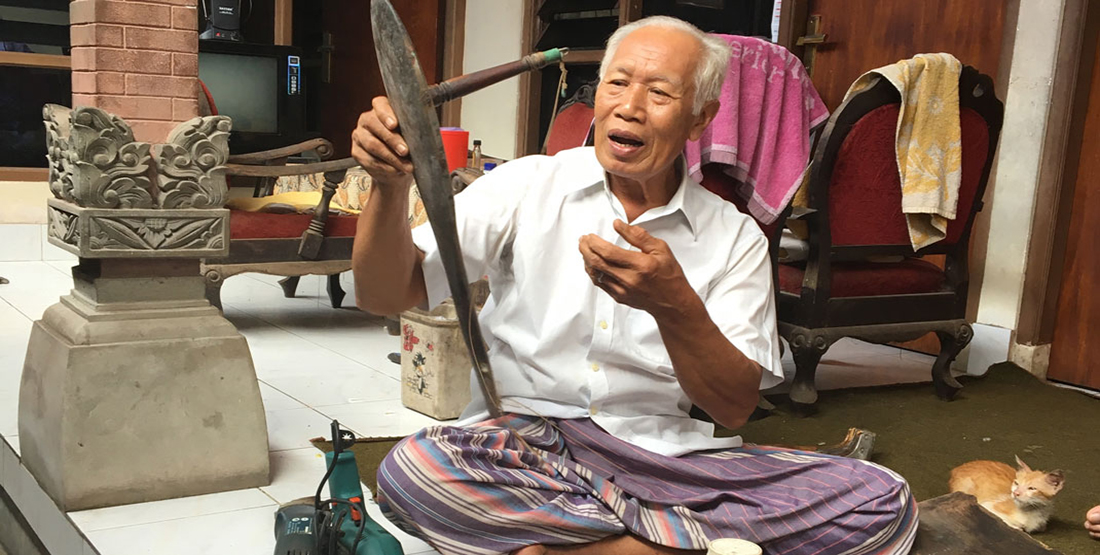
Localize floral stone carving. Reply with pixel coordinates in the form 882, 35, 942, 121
157, 116, 231, 209
42, 105, 232, 259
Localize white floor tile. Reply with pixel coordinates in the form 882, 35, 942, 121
263, 366, 401, 408
69, 488, 275, 533
0, 224, 42, 261
0, 346, 28, 390
964, 322, 1011, 376
258, 382, 309, 412
266, 407, 336, 452
221, 273, 330, 310
317, 399, 446, 439
259, 447, 331, 505
85, 504, 276, 555
295, 323, 401, 380
5, 435, 19, 457
46, 259, 76, 274
40, 224, 78, 262
0, 261, 71, 320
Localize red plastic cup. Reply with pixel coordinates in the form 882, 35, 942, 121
439, 127, 469, 173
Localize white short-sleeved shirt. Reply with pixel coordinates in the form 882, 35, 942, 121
411, 147, 783, 457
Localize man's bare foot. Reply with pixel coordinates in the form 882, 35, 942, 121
1087, 505, 1100, 540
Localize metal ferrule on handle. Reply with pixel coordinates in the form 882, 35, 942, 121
424, 48, 570, 107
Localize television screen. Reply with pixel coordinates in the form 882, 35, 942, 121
0, 65, 71, 168
198, 52, 279, 134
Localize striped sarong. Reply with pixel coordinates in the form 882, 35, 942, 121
377, 415, 917, 555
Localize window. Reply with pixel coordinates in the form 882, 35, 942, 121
0, 0, 71, 178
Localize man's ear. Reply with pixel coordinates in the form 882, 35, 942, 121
687, 100, 720, 142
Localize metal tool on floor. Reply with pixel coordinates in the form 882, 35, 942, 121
273, 420, 404, 555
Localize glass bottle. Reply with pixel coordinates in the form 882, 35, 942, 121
471, 139, 482, 170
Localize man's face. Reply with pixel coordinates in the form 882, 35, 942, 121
594, 26, 712, 188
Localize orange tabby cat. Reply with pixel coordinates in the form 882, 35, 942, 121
949, 455, 1065, 533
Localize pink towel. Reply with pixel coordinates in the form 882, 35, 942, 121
685, 35, 829, 224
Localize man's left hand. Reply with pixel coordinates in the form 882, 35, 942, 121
579, 220, 698, 318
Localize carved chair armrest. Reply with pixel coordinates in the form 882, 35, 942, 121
224, 157, 359, 178
226, 138, 336, 165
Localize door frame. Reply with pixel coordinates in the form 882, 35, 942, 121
441, 0, 466, 127
1016, 0, 1099, 353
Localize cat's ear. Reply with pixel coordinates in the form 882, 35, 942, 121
1046, 470, 1065, 491
1015, 455, 1032, 472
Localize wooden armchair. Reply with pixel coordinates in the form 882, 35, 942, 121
200, 147, 362, 310
777, 66, 1004, 410
196, 75, 366, 310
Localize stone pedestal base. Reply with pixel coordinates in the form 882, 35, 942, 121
18, 260, 270, 511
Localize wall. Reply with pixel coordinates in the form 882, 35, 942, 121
0, 182, 51, 225
459, 0, 522, 159
0, 181, 72, 262
69, 0, 201, 143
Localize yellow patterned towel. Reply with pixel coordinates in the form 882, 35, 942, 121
227, 180, 429, 227
842, 53, 963, 250
227, 191, 360, 215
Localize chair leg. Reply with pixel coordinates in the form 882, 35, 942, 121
788, 331, 831, 413
326, 274, 346, 308
278, 276, 300, 298
932, 323, 972, 400
203, 268, 224, 311
384, 315, 401, 336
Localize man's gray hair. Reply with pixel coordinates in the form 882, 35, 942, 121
598, 16, 732, 115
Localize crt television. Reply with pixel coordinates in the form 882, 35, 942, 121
198, 41, 307, 154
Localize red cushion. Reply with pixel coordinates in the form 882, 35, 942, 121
229, 210, 358, 240
699, 165, 782, 244
778, 258, 946, 297
545, 102, 594, 156
828, 105, 990, 247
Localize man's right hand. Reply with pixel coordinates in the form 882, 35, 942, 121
351, 96, 416, 189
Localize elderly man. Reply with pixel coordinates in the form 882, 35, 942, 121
351, 16, 917, 555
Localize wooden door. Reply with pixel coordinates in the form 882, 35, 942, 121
1048, 36, 1100, 390
317, 0, 445, 158
782, 0, 1007, 111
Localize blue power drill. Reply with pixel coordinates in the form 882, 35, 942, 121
273, 420, 405, 555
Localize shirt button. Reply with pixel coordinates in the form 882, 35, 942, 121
599, 320, 608, 330
589, 406, 598, 416
590, 363, 600, 372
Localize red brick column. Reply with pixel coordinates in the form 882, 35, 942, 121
69, 0, 200, 143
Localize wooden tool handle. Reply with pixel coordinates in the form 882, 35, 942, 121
424, 48, 569, 107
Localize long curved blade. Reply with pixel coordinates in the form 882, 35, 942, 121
370, 0, 501, 417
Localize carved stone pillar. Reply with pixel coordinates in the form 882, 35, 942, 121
19, 105, 269, 511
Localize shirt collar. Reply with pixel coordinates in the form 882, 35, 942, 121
566, 148, 702, 239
